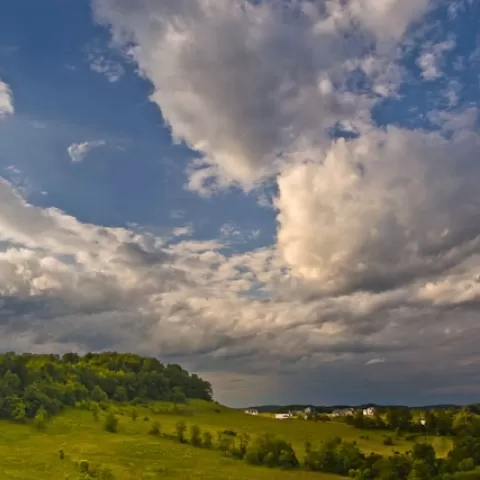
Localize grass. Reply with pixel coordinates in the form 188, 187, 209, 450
0, 401, 453, 479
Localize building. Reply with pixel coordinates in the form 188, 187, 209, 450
304, 407, 315, 415
331, 408, 355, 417
275, 412, 292, 419
244, 409, 259, 416
363, 407, 377, 416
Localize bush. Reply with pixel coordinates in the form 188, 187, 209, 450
88, 464, 116, 479
203, 431, 213, 448
148, 421, 161, 436
458, 458, 476, 472
33, 406, 48, 431
104, 412, 118, 433
244, 434, 299, 469
58, 449, 65, 460
175, 420, 187, 443
79, 460, 89, 473
383, 435, 395, 446
131, 408, 137, 421
190, 424, 202, 446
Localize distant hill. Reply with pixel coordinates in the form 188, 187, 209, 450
0, 351, 212, 421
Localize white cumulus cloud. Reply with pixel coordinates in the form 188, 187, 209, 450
67, 140, 106, 163
0, 79, 14, 118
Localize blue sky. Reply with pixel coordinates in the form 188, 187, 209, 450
0, 0, 480, 407
0, 0, 275, 244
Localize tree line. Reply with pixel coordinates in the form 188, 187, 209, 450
345, 406, 480, 438
0, 351, 212, 421
95, 405, 480, 480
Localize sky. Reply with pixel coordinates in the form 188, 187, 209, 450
0, 0, 479, 408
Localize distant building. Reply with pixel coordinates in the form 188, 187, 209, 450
275, 412, 292, 419
244, 409, 259, 416
304, 407, 315, 415
332, 408, 355, 417
363, 407, 377, 416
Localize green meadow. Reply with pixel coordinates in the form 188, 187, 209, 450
0, 400, 453, 479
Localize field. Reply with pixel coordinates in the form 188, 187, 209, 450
0, 401, 453, 480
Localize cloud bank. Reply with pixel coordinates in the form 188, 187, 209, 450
2, 0, 480, 406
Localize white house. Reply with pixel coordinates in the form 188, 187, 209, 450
331, 408, 355, 417
244, 409, 259, 416
363, 407, 376, 416
275, 412, 292, 419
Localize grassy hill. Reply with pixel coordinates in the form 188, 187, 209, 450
0, 400, 454, 480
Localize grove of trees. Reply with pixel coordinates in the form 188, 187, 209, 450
0, 351, 212, 421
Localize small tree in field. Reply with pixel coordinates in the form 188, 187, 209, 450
148, 421, 161, 436
175, 420, 187, 443
104, 412, 118, 433
33, 406, 48, 431
190, 424, 202, 446
171, 387, 187, 410
203, 431, 213, 448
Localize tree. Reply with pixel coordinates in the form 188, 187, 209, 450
148, 421, 161, 436
175, 420, 187, 443
91, 385, 108, 403
33, 406, 47, 431
203, 431, 213, 448
171, 387, 187, 410
190, 424, 202, 446
104, 412, 118, 433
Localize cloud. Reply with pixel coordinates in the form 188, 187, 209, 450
276, 122, 480, 295
0, 79, 14, 118
2, 0, 479, 406
67, 140, 107, 163
3, 151, 480, 406
92, 0, 431, 193
89, 54, 125, 83
417, 39, 456, 81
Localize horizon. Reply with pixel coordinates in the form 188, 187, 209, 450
1, 0, 480, 408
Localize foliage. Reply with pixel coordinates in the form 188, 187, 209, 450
0, 351, 212, 421
190, 424, 202, 446
203, 430, 213, 448
33, 406, 48, 431
304, 437, 364, 476
175, 420, 187, 443
148, 421, 161, 436
244, 433, 299, 469
104, 412, 118, 433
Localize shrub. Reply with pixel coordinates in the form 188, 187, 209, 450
203, 431, 213, 448
148, 421, 161, 436
79, 460, 89, 473
104, 412, 118, 433
88, 465, 116, 480
190, 424, 202, 446
383, 435, 395, 446
143, 416, 149, 421
244, 434, 299, 469
458, 458, 476, 472
91, 403, 100, 421
175, 420, 187, 443
33, 406, 48, 431
264, 452, 276, 468
58, 449, 65, 460
131, 408, 137, 421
